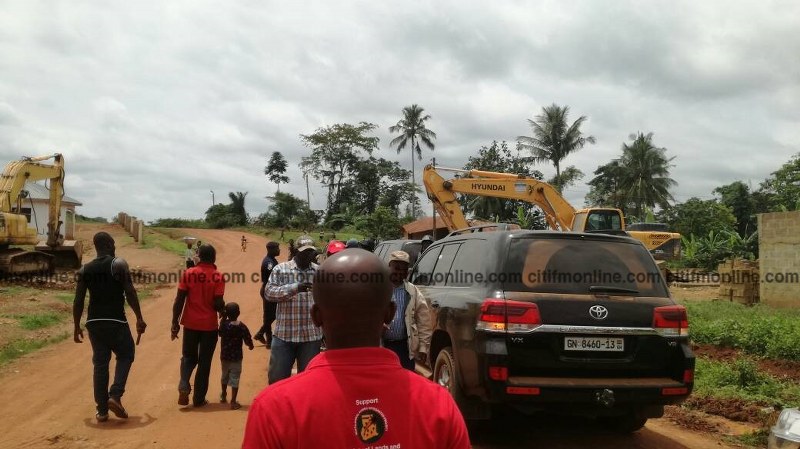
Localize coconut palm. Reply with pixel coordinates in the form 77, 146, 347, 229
517, 104, 595, 192
618, 132, 676, 220
389, 104, 436, 215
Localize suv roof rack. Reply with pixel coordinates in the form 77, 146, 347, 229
445, 223, 518, 237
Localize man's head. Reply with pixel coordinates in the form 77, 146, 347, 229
388, 251, 410, 285
311, 249, 394, 349
345, 239, 360, 249
197, 244, 216, 263
93, 232, 115, 256
186, 241, 193, 249
266, 241, 280, 257
294, 235, 317, 269
360, 238, 375, 252
224, 302, 240, 321
421, 235, 433, 252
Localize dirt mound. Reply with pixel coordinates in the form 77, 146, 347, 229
685, 396, 773, 424
663, 406, 727, 433
693, 343, 800, 382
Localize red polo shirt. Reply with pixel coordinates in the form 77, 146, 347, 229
242, 347, 470, 449
178, 262, 225, 331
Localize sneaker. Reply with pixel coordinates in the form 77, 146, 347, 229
107, 397, 128, 419
254, 334, 266, 345
96, 412, 109, 423
178, 390, 190, 406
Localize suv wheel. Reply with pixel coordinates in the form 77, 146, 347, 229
433, 347, 463, 402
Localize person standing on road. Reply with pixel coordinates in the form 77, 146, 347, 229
254, 241, 280, 348
171, 244, 225, 407
241, 235, 248, 252
185, 240, 198, 269
218, 302, 254, 410
384, 250, 433, 370
264, 235, 321, 384
73, 232, 147, 422
242, 249, 470, 448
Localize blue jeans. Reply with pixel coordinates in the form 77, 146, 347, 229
86, 321, 135, 415
267, 337, 322, 384
179, 329, 218, 405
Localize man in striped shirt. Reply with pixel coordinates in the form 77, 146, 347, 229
264, 235, 321, 384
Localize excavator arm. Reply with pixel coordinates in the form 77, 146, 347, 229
422, 164, 578, 231
0, 153, 65, 247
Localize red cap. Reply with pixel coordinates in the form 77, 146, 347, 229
326, 240, 346, 256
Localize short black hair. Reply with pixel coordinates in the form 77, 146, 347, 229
224, 302, 240, 320
93, 232, 115, 252
266, 241, 280, 248
197, 244, 216, 263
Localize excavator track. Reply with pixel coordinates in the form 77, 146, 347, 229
0, 249, 55, 275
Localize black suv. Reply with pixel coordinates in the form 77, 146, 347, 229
374, 239, 423, 266
410, 229, 694, 432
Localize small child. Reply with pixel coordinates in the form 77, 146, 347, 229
241, 236, 248, 252
218, 302, 254, 410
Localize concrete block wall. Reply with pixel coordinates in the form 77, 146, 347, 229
117, 212, 145, 244
758, 211, 800, 308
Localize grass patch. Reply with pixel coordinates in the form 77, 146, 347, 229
694, 357, 800, 407
56, 293, 74, 303
0, 286, 40, 297
0, 333, 69, 366
685, 300, 800, 360
141, 228, 188, 257
731, 428, 770, 448
17, 312, 64, 330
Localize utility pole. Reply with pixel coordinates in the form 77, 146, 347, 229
431, 157, 436, 240
304, 173, 310, 206
210, 190, 215, 206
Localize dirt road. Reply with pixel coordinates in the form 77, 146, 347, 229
0, 229, 738, 448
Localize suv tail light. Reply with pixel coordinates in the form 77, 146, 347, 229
477, 300, 541, 333
653, 305, 689, 337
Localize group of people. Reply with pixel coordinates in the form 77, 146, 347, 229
73, 231, 469, 448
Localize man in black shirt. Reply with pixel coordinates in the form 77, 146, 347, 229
254, 241, 280, 348
73, 232, 147, 422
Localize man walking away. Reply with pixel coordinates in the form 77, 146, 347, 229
264, 235, 321, 384
254, 241, 280, 348
242, 249, 469, 448
384, 250, 432, 370
73, 232, 147, 422
171, 244, 225, 407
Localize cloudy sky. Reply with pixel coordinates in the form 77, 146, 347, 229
1, 0, 798, 223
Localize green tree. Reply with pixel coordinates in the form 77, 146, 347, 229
357, 206, 403, 240
300, 122, 380, 220
617, 132, 676, 220
205, 203, 238, 229
758, 153, 800, 212
389, 104, 437, 215
255, 191, 317, 229
713, 181, 757, 237
586, 160, 626, 209
658, 198, 736, 238
265, 151, 290, 193
227, 191, 248, 226
517, 104, 595, 192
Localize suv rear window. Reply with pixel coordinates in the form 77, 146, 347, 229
502, 237, 667, 297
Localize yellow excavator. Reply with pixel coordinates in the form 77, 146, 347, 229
422, 165, 682, 260
0, 153, 83, 274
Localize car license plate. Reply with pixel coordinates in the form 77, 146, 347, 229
564, 337, 624, 352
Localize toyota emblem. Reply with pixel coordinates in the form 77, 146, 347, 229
589, 305, 609, 320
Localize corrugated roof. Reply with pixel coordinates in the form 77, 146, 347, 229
22, 182, 82, 206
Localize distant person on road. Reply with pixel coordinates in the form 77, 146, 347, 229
185, 241, 198, 269
384, 250, 432, 370
171, 244, 225, 407
264, 235, 321, 384
73, 232, 147, 422
254, 241, 280, 348
241, 235, 248, 252
242, 249, 470, 448
218, 302, 254, 410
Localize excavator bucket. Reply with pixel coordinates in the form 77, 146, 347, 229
0, 248, 54, 275
35, 240, 83, 269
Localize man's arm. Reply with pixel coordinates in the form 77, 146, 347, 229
113, 258, 146, 336
411, 283, 433, 362
72, 268, 87, 343
171, 290, 188, 340
265, 264, 305, 302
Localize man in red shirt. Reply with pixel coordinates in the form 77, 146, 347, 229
171, 244, 225, 407
242, 249, 470, 448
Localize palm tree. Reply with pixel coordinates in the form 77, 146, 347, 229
389, 104, 437, 215
618, 132, 676, 220
228, 191, 248, 226
517, 104, 596, 192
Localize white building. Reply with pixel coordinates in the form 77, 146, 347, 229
16, 181, 82, 240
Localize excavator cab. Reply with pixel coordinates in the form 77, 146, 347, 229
574, 208, 625, 232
